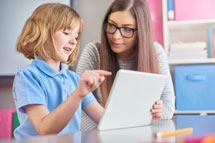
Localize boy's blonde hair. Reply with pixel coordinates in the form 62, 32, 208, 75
16, 3, 83, 65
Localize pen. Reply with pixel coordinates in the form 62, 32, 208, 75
155, 128, 193, 138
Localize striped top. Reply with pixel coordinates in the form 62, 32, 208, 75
76, 41, 175, 131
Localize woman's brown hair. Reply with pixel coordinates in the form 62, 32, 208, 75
100, 0, 159, 105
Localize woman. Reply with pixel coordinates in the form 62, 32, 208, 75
76, 0, 175, 131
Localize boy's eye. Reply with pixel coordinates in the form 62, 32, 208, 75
62, 29, 79, 40
63, 31, 69, 35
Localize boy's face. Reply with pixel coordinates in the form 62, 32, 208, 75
45, 24, 80, 63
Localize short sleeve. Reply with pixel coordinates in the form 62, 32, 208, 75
81, 92, 97, 107
13, 71, 47, 113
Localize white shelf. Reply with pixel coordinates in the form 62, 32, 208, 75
167, 19, 215, 26
174, 110, 215, 116
162, 0, 215, 65
168, 58, 215, 65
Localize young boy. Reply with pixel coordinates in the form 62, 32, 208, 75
13, 3, 111, 139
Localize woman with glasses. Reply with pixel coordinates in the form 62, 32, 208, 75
76, 0, 175, 131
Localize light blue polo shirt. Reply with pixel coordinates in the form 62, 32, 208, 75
12, 57, 96, 139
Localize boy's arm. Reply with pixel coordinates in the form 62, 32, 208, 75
82, 101, 104, 124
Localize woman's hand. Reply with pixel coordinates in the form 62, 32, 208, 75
150, 100, 163, 122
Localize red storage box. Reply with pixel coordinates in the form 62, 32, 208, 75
174, 0, 215, 21
0, 109, 14, 139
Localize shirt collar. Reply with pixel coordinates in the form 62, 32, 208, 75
34, 57, 68, 77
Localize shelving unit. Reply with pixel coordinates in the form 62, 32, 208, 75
162, 0, 215, 65
162, 0, 215, 115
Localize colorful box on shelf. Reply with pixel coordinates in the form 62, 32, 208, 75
147, 0, 163, 46
0, 109, 14, 139
174, 64, 215, 110
152, 20, 163, 46
174, 0, 215, 21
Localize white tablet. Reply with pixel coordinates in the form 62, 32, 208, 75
98, 69, 167, 131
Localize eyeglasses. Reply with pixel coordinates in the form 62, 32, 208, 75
105, 22, 137, 38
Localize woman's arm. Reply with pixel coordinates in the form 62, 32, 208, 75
76, 42, 103, 103
76, 42, 100, 74
154, 42, 175, 119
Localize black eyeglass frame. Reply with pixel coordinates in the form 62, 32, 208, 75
105, 22, 137, 38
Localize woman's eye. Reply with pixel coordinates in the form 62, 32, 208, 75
109, 23, 116, 29
123, 27, 133, 32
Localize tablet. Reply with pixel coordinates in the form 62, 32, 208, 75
98, 69, 167, 131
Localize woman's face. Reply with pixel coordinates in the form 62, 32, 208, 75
106, 10, 137, 61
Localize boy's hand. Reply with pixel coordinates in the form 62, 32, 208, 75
77, 70, 111, 97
